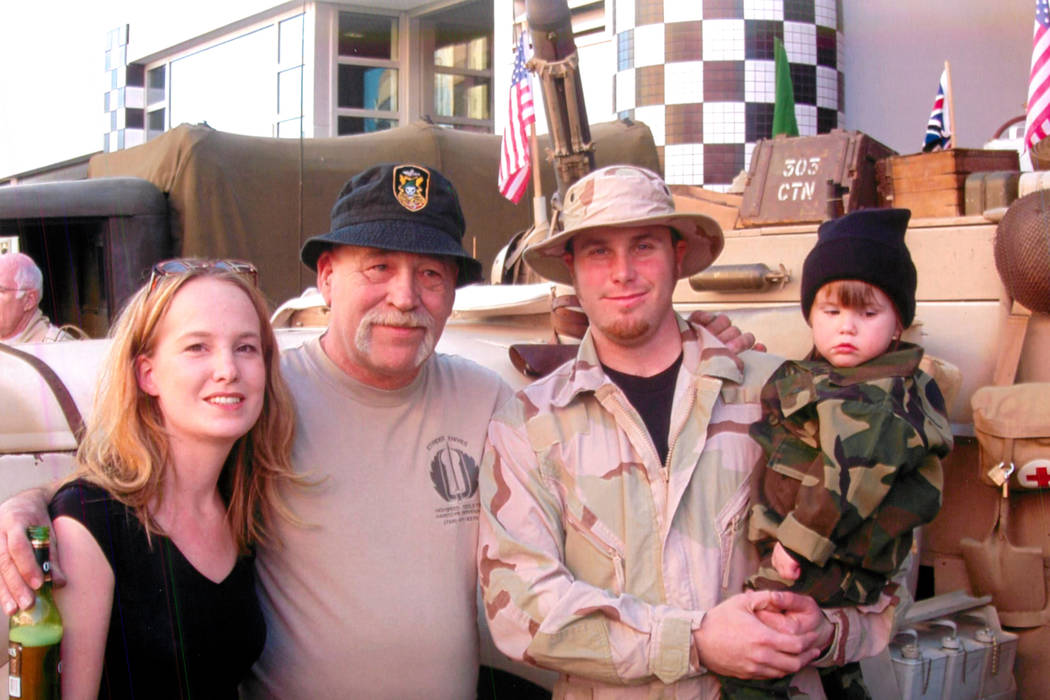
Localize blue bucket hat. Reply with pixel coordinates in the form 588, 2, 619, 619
300, 163, 483, 287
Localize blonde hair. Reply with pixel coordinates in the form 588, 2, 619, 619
74, 263, 303, 552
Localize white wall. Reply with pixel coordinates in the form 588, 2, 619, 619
843, 0, 1032, 153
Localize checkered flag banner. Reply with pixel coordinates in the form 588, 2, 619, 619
498, 33, 536, 204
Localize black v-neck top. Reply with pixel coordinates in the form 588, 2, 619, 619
50, 479, 265, 700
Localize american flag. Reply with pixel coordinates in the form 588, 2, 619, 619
498, 33, 535, 204
1024, 0, 1050, 150
922, 70, 951, 152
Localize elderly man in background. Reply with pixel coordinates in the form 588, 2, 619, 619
0, 252, 73, 343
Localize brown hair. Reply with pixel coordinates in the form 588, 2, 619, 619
810, 279, 886, 312
811, 279, 901, 319
805, 279, 903, 360
73, 263, 303, 552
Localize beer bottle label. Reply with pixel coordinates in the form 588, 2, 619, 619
8, 641, 22, 698
7, 640, 59, 700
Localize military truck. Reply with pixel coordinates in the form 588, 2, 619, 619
3, 0, 1050, 695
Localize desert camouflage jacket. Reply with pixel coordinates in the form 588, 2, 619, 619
479, 315, 905, 699
748, 343, 953, 606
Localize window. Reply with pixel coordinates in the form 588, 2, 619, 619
336, 12, 399, 134
421, 0, 493, 133
338, 65, 397, 111
168, 26, 277, 138
279, 68, 303, 119
142, 11, 307, 142
571, 0, 607, 38
277, 14, 305, 139
146, 65, 166, 140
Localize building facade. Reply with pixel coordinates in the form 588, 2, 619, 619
5, 1, 1030, 187
101, 0, 843, 191
104, 0, 496, 153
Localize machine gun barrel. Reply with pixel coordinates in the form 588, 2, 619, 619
525, 0, 595, 201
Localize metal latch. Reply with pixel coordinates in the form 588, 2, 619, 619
930, 619, 960, 650
895, 629, 921, 660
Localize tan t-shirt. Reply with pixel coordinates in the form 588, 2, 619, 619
243, 337, 512, 699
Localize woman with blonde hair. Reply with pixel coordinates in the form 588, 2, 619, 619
49, 259, 303, 699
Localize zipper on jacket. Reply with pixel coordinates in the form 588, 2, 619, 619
612, 552, 626, 593
663, 377, 699, 475
603, 383, 680, 544
721, 513, 744, 591
565, 510, 627, 594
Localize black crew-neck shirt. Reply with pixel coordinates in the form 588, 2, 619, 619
601, 352, 683, 465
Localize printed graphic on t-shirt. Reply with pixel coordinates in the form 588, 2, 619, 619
427, 435, 481, 526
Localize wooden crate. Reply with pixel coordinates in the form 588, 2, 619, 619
876, 149, 1019, 217
740, 130, 897, 226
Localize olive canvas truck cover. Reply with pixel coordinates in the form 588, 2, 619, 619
86, 120, 660, 306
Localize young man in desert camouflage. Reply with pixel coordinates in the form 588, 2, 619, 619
478, 165, 905, 698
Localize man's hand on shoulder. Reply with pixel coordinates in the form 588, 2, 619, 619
693, 590, 824, 680
688, 311, 766, 354
0, 487, 61, 615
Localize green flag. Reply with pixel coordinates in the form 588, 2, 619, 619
772, 37, 799, 137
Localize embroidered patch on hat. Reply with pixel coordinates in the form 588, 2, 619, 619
393, 164, 430, 212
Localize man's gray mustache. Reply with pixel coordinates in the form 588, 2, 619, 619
360, 309, 435, 330
355, 308, 439, 367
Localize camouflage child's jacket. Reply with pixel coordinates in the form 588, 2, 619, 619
748, 343, 953, 606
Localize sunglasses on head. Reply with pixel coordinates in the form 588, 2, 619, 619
147, 258, 259, 296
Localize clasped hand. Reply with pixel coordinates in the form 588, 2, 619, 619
693, 590, 833, 680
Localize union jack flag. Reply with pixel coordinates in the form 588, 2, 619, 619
498, 33, 535, 204
922, 70, 951, 152
1024, 0, 1050, 150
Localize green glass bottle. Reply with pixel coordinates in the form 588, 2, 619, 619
7, 526, 62, 700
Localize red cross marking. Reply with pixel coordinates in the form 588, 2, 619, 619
1023, 465, 1050, 488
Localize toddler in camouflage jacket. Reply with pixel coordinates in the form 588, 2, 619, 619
723, 208, 953, 699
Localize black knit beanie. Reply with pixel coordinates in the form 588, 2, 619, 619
801, 208, 917, 327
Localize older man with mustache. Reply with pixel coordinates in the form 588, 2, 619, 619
241, 163, 516, 697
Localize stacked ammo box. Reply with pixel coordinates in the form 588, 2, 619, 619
876, 149, 1020, 218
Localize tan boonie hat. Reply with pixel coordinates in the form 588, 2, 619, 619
523, 165, 724, 285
